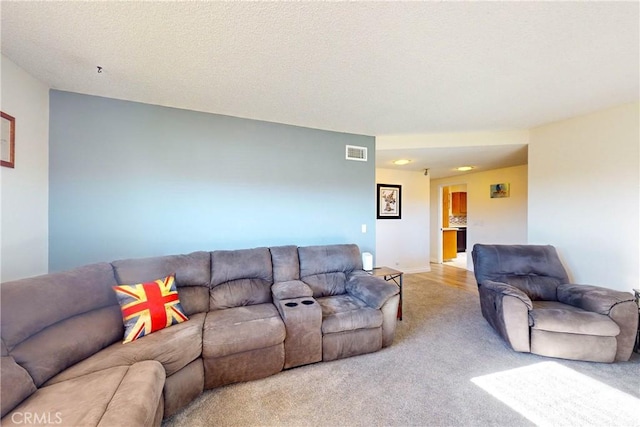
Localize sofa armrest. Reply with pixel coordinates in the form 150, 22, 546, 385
272, 280, 313, 301
482, 280, 533, 310
557, 284, 634, 315
479, 280, 532, 352
346, 272, 399, 309
557, 284, 638, 361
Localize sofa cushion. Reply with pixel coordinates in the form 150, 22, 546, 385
530, 301, 620, 336
10, 306, 124, 387
298, 244, 363, 277
113, 275, 188, 343
45, 313, 205, 386
272, 280, 314, 300
112, 251, 211, 316
500, 275, 563, 301
203, 304, 285, 358
270, 245, 300, 282
1, 262, 119, 350
2, 361, 164, 427
472, 244, 569, 301
346, 272, 399, 309
298, 244, 362, 297
303, 272, 348, 298
1, 263, 124, 387
317, 295, 383, 334
210, 248, 273, 309
1, 356, 36, 418
473, 244, 569, 283
557, 284, 635, 315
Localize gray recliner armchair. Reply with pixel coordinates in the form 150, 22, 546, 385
472, 244, 638, 363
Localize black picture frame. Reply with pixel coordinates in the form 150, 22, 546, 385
377, 183, 401, 219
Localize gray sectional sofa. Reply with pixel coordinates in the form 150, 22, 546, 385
1, 244, 399, 426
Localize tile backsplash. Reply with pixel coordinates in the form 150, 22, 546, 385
449, 215, 467, 225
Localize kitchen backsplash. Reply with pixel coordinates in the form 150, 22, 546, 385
449, 215, 467, 225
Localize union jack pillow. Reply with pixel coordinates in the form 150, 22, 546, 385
113, 274, 189, 344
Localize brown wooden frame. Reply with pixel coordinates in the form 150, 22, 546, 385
1, 111, 15, 168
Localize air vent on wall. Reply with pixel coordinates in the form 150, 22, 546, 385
346, 145, 368, 162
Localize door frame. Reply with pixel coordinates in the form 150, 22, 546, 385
437, 185, 445, 264
436, 182, 468, 265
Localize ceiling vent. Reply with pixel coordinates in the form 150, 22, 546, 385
345, 145, 368, 162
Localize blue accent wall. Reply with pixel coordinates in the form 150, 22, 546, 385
49, 91, 375, 271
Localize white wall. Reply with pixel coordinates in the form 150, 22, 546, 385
377, 129, 529, 149
431, 165, 528, 269
375, 168, 430, 273
0, 55, 49, 281
529, 102, 639, 292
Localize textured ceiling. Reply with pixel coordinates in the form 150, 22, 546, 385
1, 1, 638, 176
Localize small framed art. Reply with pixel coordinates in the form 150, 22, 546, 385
490, 183, 510, 198
1, 111, 15, 168
377, 183, 402, 219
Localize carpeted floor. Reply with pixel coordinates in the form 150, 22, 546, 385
163, 273, 640, 427
472, 361, 639, 426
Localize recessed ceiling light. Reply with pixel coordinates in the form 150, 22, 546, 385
393, 159, 411, 165
456, 166, 474, 171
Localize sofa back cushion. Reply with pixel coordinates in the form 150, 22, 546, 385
270, 245, 300, 282
0, 263, 123, 386
210, 248, 273, 310
472, 244, 569, 301
298, 244, 362, 298
112, 251, 211, 316
1, 340, 37, 418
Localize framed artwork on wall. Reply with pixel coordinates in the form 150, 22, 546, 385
377, 183, 402, 219
1, 111, 15, 168
490, 183, 510, 198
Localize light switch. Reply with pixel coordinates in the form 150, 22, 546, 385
361, 224, 367, 233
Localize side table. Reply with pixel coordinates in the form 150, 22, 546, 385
633, 288, 640, 353
369, 267, 403, 320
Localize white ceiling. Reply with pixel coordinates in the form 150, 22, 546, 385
1, 1, 638, 178
376, 143, 529, 179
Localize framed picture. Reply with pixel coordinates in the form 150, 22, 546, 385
377, 183, 402, 219
1, 111, 15, 168
490, 183, 510, 198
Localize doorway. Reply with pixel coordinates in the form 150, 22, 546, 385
440, 183, 468, 269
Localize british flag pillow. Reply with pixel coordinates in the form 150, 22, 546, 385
113, 274, 189, 344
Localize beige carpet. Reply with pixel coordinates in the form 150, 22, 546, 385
472, 361, 640, 427
163, 276, 640, 427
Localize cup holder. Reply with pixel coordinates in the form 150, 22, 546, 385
285, 302, 298, 307
301, 300, 314, 305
